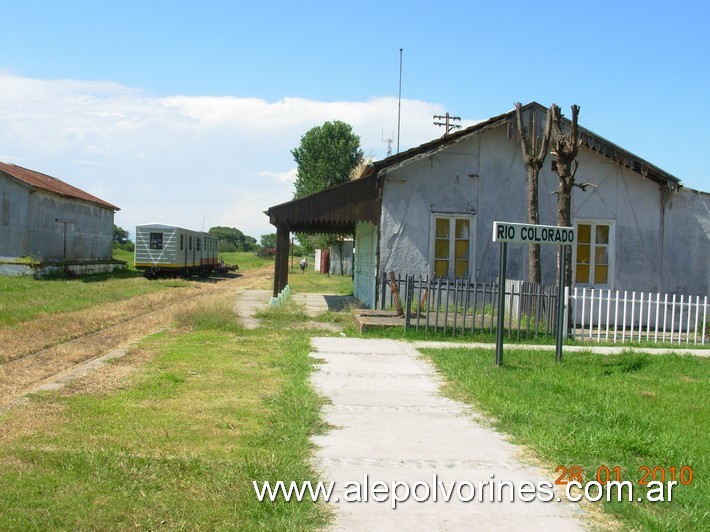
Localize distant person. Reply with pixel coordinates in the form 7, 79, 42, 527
300, 258, 307, 273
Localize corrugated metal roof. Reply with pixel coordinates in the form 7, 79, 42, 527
0, 161, 119, 210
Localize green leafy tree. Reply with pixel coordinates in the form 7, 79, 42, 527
242, 235, 257, 251
112, 224, 134, 251
291, 120, 363, 199
291, 241, 305, 257
260, 233, 277, 249
218, 241, 238, 253
208, 226, 257, 252
113, 224, 130, 245
297, 236, 316, 255
291, 120, 363, 252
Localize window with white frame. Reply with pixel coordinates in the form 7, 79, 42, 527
431, 215, 473, 278
574, 220, 613, 286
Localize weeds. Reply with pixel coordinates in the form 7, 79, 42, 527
174, 294, 244, 333
0, 291, 330, 530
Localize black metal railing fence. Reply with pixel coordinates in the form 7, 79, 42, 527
380, 273, 560, 339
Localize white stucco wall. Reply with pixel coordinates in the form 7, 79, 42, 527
661, 188, 710, 295
568, 146, 666, 292
377, 119, 708, 299
379, 125, 540, 284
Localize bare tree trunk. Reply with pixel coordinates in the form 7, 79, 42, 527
514, 103, 552, 285
551, 103, 581, 291
556, 168, 575, 288
528, 166, 542, 283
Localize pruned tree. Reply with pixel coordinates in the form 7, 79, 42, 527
550, 103, 581, 289
514, 102, 553, 284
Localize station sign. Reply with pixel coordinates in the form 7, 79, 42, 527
492, 221, 575, 245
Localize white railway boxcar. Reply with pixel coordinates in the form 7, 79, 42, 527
134, 224, 218, 278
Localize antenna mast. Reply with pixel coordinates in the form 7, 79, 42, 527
397, 48, 403, 154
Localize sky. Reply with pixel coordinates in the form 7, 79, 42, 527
0, 0, 708, 241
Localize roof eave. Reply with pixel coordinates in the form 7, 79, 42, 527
372, 101, 681, 189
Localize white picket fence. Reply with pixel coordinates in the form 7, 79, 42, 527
569, 288, 708, 345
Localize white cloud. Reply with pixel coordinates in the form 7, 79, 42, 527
0, 72, 467, 239
259, 168, 297, 184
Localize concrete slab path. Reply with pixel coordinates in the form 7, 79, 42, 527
233, 289, 271, 329
233, 290, 358, 329
292, 293, 358, 316
310, 337, 587, 531
414, 341, 710, 358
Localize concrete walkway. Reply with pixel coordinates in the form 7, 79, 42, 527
233, 289, 272, 329
310, 337, 586, 531
292, 293, 358, 315
235, 290, 702, 528
413, 341, 710, 358
233, 290, 357, 329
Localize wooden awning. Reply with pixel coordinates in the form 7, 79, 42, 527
266, 173, 382, 234
266, 173, 383, 296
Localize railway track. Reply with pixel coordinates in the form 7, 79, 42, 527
0, 268, 271, 410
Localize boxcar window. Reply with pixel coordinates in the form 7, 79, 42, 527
189, 236, 192, 250
149, 232, 163, 250
180, 234, 184, 250
196, 237, 201, 251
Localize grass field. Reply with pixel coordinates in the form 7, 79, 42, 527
218, 251, 274, 272
113, 248, 274, 273
0, 251, 280, 327
115, 248, 353, 293
286, 269, 353, 295
422, 346, 709, 530
111, 247, 137, 270
220, 251, 353, 295
0, 293, 332, 530
0, 251, 350, 530
6, 248, 702, 529
0, 273, 189, 326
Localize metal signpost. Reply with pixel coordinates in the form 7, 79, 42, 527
492, 221, 576, 366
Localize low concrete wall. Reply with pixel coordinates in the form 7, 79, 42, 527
0, 260, 126, 278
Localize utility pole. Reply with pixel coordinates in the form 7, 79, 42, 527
433, 113, 461, 135
382, 130, 394, 157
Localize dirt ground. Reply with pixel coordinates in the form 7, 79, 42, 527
0, 267, 272, 410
